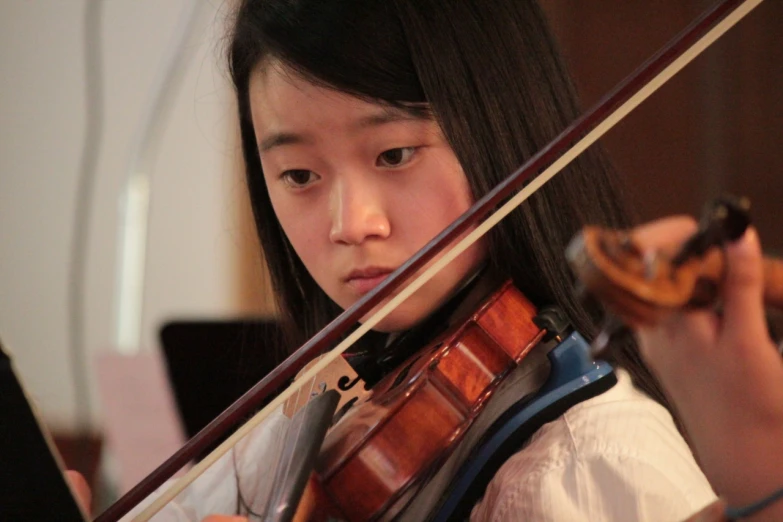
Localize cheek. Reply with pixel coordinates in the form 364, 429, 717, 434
406, 162, 487, 272
426, 152, 473, 212
267, 189, 326, 268
400, 170, 473, 241
438, 183, 473, 220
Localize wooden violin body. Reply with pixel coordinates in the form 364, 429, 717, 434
301, 281, 545, 522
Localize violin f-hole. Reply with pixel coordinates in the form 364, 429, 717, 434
336, 374, 361, 392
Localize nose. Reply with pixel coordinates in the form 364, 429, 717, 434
329, 177, 391, 245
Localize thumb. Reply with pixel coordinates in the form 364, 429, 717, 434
65, 470, 91, 515
721, 227, 768, 342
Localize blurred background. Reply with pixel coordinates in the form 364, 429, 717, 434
1, 0, 780, 512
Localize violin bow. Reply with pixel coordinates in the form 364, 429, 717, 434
96, 1, 765, 520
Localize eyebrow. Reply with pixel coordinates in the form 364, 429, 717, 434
353, 109, 424, 130
258, 108, 428, 154
259, 132, 308, 153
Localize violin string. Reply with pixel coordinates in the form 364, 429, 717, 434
273, 351, 325, 517
130, 2, 764, 519
259, 351, 325, 520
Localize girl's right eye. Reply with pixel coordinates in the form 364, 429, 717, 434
281, 169, 319, 188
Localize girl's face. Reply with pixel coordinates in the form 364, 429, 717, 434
249, 63, 487, 332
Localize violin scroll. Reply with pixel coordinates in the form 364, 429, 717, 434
566, 197, 783, 329
567, 226, 695, 328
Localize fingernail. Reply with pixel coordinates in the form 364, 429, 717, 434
728, 226, 758, 254
745, 226, 759, 246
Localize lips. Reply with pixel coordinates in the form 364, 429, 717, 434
344, 267, 394, 294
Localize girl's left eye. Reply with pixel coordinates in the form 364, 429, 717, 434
376, 147, 417, 168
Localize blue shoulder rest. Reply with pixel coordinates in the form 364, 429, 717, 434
430, 331, 616, 521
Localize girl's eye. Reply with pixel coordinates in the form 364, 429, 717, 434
281, 169, 318, 188
376, 147, 416, 168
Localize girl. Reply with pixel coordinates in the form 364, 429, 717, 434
100, 0, 721, 520
220, 0, 716, 520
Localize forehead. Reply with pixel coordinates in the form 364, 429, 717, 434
248, 63, 427, 141
251, 65, 370, 126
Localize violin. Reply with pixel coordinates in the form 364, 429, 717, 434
295, 279, 545, 521
95, 1, 769, 521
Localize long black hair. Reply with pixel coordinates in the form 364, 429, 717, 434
227, 0, 670, 408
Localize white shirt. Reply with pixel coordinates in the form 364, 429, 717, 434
126, 370, 715, 521
122, 410, 291, 521
470, 370, 717, 521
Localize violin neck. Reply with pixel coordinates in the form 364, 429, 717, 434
697, 251, 783, 310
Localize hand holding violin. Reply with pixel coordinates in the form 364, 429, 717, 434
568, 200, 783, 521
634, 217, 783, 517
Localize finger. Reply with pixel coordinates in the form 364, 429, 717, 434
631, 215, 698, 252
636, 308, 716, 377
65, 470, 91, 515
721, 227, 768, 342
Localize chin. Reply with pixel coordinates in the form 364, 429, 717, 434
359, 301, 437, 334
338, 279, 460, 333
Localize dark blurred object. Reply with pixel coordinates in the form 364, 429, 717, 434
159, 318, 285, 462
0, 339, 87, 521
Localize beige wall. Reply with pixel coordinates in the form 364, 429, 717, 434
0, 0, 272, 431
